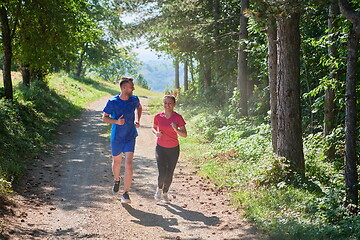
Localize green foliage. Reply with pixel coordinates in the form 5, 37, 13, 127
134, 75, 150, 90
0, 79, 80, 185
179, 99, 356, 239
0, 72, 118, 199
12, 0, 97, 77
91, 47, 140, 83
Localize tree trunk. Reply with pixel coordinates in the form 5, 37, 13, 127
213, 0, 221, 81
189, 57, 194, 86
276, 4, 305, 177
22, 64, 31, 87
76, 59, 83, 77
174, 58, 180, 89
200, 56, 212, 89
338, 0, 360, 208
266, 20, 278, 153
204, 61, 211, 89
237, 0, 249, 117
0, 6, 13, 100
184, 58, 189, 91
344, 28, 358, 206
324, 0, 339, 160
76, 51, 85, 78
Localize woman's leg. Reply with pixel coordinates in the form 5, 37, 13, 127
162, 145, 180, 193
156, 145, 168, 190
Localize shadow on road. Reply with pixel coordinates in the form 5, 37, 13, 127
7, 225, 101, 239
163, 203, 219, 226
122, 204, 181, 233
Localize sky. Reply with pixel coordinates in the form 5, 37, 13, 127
120, 10, 175, 91
133, 45, 167, 62
131, 38, 171, 63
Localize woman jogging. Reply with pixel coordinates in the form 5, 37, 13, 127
152, 95, 187, 203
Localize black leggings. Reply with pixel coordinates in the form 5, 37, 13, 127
155, 144, 180, 193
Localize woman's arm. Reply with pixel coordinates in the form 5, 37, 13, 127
152, 123, 162, 138
171, 123, 187, 138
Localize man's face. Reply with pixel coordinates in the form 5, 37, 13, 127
122, 82, 135, 95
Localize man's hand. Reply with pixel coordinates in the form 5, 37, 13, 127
116, 115, 125, 125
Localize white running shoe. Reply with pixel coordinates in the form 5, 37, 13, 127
162, 193, 170, 203
121, 192, 131, 204
154, 189, 161, 201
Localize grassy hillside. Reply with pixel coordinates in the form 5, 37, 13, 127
0, 72, 162, 206
139, 60, 184, 92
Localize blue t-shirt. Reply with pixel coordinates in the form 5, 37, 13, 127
103, 95, 140, 142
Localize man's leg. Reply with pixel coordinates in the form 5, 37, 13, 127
123, 152, 134, 193
112, 153, 123, 181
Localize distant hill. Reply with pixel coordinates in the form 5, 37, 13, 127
138, 59, 183, 93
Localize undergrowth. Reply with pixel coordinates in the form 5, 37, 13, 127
0, 73, 119, 197
178, 97, 357, 240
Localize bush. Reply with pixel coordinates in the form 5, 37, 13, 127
0, 75, 97, 196
179, 98, 357, 239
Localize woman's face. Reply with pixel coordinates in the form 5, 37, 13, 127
163, 97, 176, 111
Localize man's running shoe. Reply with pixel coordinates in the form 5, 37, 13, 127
162, 193, 170, 203
121, 192, 131, 204
154, 189, 161, 201
112, 180, 120, 194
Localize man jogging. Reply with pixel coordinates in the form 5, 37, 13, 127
102, 77, 142, 204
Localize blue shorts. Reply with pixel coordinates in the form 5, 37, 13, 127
110, 139, 136, 156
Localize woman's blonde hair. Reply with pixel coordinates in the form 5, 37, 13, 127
163, 95, 176, 103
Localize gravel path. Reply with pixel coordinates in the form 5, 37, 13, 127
2, 96, 264, 240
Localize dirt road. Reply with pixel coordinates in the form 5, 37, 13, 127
2, 96, 263, 240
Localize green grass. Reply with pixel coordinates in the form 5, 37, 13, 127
147, 96, 163, 114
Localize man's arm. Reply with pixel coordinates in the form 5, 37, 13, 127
135, 104, 142, 128
102, 112, 124, 125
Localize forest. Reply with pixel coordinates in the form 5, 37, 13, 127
0, 0, 359, 239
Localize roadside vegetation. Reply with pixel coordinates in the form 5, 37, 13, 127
138, 90, 356, 239
177, 96, 358, 240
0, 72, 154, 208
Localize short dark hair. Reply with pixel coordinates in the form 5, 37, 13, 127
163, 95, 176, 103
119, 77, 134, 88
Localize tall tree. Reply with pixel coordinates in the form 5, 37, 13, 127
213, 0, 221, 81
0, 4, 14, 100
12, 0, 97, 83
276, 0, 305, 177
184, 58, 189, 91
200, 56, 212, 89
74, 0, 123, 77
324, 0, 340, 160
126, 0, 240, 96
338, 0, 360, 206
267, 19, 278, 153
237, 0, 249, 116
174, 58, 180, 89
